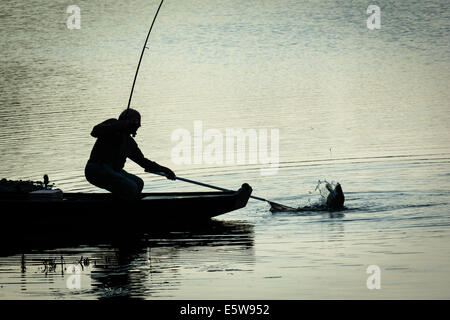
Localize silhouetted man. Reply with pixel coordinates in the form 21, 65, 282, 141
85, 108, 175, 200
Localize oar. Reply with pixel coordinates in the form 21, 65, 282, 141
150, 172, 297, 211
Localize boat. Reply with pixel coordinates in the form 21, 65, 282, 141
0, 183, 252, 234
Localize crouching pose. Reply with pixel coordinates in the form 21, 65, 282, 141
85, 108, 175, 200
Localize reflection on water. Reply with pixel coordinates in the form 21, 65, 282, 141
0, 220, 254, 299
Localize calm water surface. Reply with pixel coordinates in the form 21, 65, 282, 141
0, 0, 449, 299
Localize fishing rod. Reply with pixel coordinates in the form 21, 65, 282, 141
127, 0, 164, 110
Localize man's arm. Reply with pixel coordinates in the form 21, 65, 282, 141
128, 139, 176, 180
90, 119, 129, 138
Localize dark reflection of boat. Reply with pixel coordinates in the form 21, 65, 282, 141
91, 220, 254, 299
1, 220, 254, 299
0, 213, 253, 256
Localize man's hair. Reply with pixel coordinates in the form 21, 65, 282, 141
119, 108, 141, 121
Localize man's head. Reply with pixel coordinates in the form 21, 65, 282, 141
119, 108, 141, 137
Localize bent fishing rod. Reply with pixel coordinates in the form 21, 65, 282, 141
127, 0, 164, 111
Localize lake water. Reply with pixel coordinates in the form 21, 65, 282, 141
0, 0, 449, 299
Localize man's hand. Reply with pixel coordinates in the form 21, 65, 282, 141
146, 166, 176, 180
161, 167, 176, 180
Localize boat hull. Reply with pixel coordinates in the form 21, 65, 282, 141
0, 184, 252, 234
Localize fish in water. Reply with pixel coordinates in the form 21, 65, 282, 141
325, 183, 345, 210
269, 182, 345, 212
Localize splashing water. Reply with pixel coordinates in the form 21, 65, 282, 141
270, 180, 344, 213
314, 180, 339, 204
295, 180, 339, 211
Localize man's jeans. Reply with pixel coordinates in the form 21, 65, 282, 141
85, 162, 144, 200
